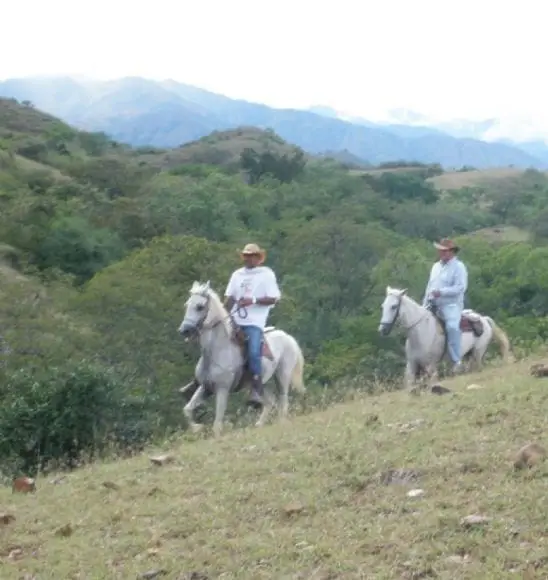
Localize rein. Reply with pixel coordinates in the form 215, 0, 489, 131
384, 295, 428, 333
193, 292, 248, 334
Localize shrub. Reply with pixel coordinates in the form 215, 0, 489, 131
0, 360, 151, 477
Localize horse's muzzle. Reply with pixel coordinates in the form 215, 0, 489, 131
178, 323, 196, 339
378, 323, 391, 336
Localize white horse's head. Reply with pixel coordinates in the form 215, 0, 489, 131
178, 281, 232, 340
178, 280, 214, 339
378, 286, 408, 336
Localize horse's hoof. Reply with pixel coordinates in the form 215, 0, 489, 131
190, 423, 204, 434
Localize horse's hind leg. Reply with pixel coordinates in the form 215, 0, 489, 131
469, 342, 487, 372
273, 362, 293, 423
255, 385, 276, 427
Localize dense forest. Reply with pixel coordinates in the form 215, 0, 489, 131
2, 97, 548, 476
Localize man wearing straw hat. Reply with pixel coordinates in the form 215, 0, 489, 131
224, 243, 282, 407
422, 238, 468, 374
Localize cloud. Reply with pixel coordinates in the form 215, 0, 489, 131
2, 0, 546, 123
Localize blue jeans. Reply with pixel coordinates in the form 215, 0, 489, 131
241, 325, 262, 377
438, 303, 462, 363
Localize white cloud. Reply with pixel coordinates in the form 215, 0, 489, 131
2, 0, 547, 125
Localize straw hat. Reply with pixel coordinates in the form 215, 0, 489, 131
433, 238, 460, 252
240, 243, 266, 264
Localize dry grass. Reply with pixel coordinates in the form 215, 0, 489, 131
426, 168, 530, 191
467, 225, 531, 244
1, 357, 548, 579
348, 167, 428, 177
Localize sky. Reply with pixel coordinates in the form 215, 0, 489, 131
2, 0, 547, 124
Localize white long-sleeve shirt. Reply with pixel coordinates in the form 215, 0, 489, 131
423, 257, 468, 308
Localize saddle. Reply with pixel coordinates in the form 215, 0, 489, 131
429, 305, 485, 338
459, 310, 485, 336
231, 324, 275, 365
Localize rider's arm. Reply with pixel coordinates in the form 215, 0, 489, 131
224, 274, 237, 311
422, 264, 436, 306
257, 269, 281, 306
224, 296, 236, 311
438, 262, 468, 298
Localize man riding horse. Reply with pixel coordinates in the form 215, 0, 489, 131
179, 243, 281, 409
223, 243, 281, 407
422, 238, 468, 374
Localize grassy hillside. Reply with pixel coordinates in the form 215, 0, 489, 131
136, 126, 310, 169
1, 356, 547, 578
3, 98, 548, 478
468, 225, 531, 244
427, 168, 530, 191
0, 97, 68, 137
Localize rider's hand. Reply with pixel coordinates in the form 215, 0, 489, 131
432, 290, 441, 298
238, 297, 253, 307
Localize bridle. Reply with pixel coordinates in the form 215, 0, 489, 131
187, 290, 249, 335
381, 294, 429, 335
380, 294, 403, 335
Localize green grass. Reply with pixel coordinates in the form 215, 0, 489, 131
1, 356, 548, 578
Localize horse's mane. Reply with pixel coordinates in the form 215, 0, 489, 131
190, 281, 233, 335
386, 286, 424, 309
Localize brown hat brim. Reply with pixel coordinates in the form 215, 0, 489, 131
433, 242, 459, 252
240, 250, 266, 264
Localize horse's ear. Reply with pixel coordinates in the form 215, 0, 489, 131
204, 280, 211, 290
400, 288, 408, 296
191, 280, 199, 291
386, 285, 391, 294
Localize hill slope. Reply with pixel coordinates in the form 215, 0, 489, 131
4, 97, 548, 486
137, 126, 309, 169
0, 76, 544, 169
1, 357, 547, 578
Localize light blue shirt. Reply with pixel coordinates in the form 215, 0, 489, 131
423, 257, 468, 308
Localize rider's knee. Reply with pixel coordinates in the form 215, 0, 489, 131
446, 321, 460, 333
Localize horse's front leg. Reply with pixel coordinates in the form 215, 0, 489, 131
213, 387, 229, 438
404, 360, 418, 393
179, 378, 200, 402
184, 385, 206, 433
426, 363, 439, 383
179, 356, 207, 403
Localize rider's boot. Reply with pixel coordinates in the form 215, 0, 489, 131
247, 374, 264, 409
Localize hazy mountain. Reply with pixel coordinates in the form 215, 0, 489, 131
0, 76, 544, 168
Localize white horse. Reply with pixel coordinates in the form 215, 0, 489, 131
378, 286, 513, 390
178, 281, 306, 437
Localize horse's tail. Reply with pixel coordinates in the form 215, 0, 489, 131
288, 336, 306, 393
485, 316, 514, 363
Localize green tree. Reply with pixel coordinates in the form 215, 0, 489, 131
34, 216, 125, 283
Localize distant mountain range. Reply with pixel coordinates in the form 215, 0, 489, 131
1, 76, 547, 169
